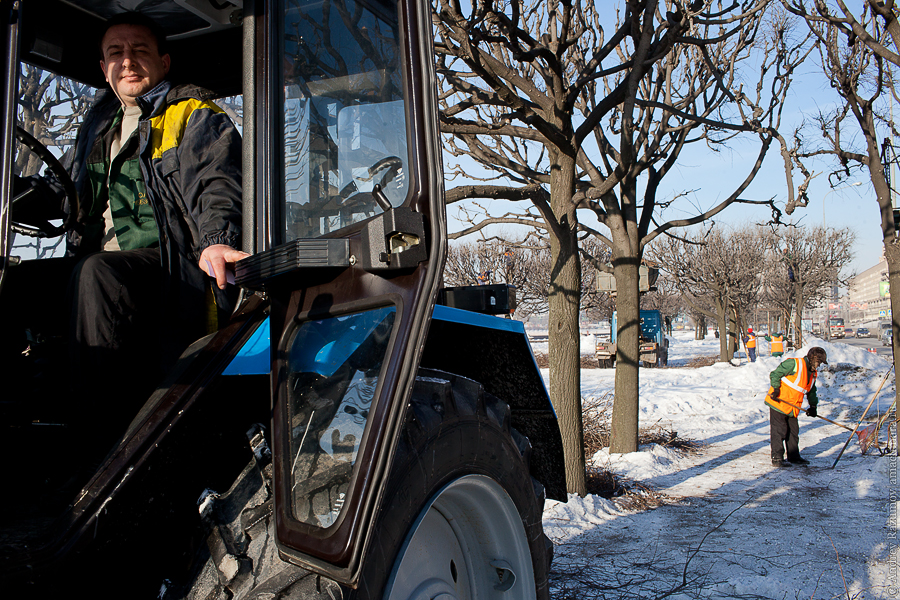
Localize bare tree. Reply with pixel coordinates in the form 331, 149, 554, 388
13, 66, 93, 258
219, 95, 244, 130
15, 65, 92, 177
445, 235, 615, 321
782, 0, 900, 453
444, 237, 548, 317
689, 307, 711, 340
435, 0, 812, 489
652, 226, 766, 361
640, 270, 683, 331
760, 225, 856, 345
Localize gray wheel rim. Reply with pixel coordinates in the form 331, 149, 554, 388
384, 474, 536, 600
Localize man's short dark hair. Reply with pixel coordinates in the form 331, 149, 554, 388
99, 12, 168, 58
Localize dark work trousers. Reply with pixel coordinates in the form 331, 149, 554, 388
748, 347, 757, 362
769, 407, 800, 461
68, 248, 164, 420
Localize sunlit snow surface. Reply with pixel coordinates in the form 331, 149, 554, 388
541, 331, 897, 599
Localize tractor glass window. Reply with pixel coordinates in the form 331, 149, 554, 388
282, 0, 408, 241
14, 65, 96, 259
285, 305, 396, 528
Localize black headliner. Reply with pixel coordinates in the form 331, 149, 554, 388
19, 0, 244, 95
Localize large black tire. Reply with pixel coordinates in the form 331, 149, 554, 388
350, 368, 551, 600
176, 369, 552, 600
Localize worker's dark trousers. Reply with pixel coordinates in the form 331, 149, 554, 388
68, 248, 164, 415
748, 347, 756, 362
770, 408, 800, 461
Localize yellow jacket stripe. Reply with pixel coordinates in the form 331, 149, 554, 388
149, 98, 226, 160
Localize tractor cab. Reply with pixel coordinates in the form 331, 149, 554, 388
0, 0, 562, 596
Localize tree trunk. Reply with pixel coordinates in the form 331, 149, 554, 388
884, 239, 900, 457
857, 103, 900, 457
547, 156, 586, 495
727, 303, 739, 359
716, 298, 731, 361
610, 256, 640, 453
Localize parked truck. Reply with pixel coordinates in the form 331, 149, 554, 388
0, 0, 565, 597
595, 310, 669, 368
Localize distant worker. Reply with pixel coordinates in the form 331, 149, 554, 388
743, 327, 757, 362
766, 332, 785, 357
764, 347, 827, 467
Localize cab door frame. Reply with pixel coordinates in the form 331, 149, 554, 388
0, 0, 20, 294
246, 0, 447, 586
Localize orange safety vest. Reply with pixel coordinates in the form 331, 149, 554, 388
770, 335, 784, 354
765, 358, 816, 417
746, 335, 757, 349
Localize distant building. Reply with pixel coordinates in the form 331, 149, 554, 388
848, 258, 890, 321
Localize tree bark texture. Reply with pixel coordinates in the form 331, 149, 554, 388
547, 156, 586, 496
716, 298, 731, 362
887, 242, 900, 457
610, 257, 640, 454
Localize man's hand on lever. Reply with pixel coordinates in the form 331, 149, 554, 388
200, 244, 251, 290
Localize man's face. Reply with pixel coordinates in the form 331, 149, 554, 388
100, 24, 170, 107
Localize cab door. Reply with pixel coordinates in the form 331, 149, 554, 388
235, 0, 445, 585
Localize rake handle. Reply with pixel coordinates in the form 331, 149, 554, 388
816, 415, 855, 432
779, 399, 855, 432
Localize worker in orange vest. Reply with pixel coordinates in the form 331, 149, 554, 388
743, 327, 758, 362
764, 347, 827, 467
765, 332, 785, 357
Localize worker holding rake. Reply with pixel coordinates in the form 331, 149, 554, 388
764, 347, 828, 468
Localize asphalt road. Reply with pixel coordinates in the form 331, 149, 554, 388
824, 332, 893, 359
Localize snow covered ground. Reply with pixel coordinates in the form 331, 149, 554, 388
541, 332, 899, 599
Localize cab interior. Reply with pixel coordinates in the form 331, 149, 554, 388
0, 0, 250, 559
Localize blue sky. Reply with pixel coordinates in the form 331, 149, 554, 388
444, 44, 889, 279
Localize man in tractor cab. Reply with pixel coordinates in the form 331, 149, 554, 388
14, 12, 247, 407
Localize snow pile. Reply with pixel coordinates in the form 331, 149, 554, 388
591, 443, 692, 481
544, 331, 897, 599
526, 331, 597, 356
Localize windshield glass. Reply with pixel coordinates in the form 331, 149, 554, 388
281, 0, 408, 241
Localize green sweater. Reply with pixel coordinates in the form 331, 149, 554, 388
769, 358, 818, 407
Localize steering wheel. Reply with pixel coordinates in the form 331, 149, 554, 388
336, 156, 405, 212
12, 126, 78, 238
367, 156, 404, 190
